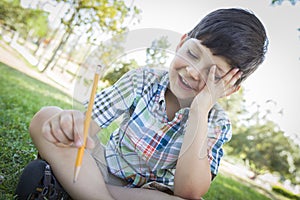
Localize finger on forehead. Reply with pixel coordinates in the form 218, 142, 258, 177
222, 68, 239, 82
228, 70, 243, 87
207, 65, 217, 82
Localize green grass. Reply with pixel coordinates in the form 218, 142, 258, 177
203, 174, 271, 200
0, 63, 74, 199
0, 62, 275, 199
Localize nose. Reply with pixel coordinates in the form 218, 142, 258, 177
186, 66, 199, 80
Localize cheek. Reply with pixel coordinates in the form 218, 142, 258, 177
172, 55, 189, 69
168, 69, 178, 88
169, 61, 177, 77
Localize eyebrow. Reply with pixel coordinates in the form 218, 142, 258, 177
190, 40, 228, 75
190, 40, 204, 56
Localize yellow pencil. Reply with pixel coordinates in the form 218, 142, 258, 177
73, 65, 102, 183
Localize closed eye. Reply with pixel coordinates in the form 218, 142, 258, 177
187, 49, 198, 59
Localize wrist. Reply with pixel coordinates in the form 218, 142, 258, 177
190, 101, 210, 117
191, 93, 215, 113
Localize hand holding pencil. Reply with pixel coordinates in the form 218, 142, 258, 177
73, 65, 102, 182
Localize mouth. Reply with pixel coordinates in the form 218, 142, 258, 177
178, 74, 194, 90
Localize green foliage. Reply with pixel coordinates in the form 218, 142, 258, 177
272, 185, 300, 200
227, 120, 292, 177
219, 89, 300, 184
80, 0, 131, 33
82, 33, 141, 88
219, 88, 246, 130
60, 0, 140, 36
91, 35, 171, 88
146, 36, 171, 67
271, 0, 299, 5
98, 122, 118, 145
25, 10, 49, 38
102, 59, 139, 86
100, 35, 171, 87
40, 0, 140, 72
0, 0, 49, 38
0, 63, 73, 197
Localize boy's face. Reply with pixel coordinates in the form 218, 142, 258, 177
169, 37, 231, 102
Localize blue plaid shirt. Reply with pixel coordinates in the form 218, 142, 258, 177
91, 67, 232, 188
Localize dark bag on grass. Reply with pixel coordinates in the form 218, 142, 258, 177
15, 159, 71, 200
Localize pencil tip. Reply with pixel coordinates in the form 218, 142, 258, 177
73, 166, 81, 183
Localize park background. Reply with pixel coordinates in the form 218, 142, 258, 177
0, 0, 300, 199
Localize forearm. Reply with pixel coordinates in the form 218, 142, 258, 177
174, 108, 211, 199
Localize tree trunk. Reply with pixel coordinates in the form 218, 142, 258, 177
39, 30, 72, 72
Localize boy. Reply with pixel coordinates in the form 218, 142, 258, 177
17, 8, 268, 200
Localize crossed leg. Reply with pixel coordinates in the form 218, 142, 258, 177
29, 107, 114, 199
29, 108, 186, 200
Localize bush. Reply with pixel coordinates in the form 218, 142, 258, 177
272, 185, 300, 200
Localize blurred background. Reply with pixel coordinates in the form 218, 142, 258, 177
0, 0, 299, 199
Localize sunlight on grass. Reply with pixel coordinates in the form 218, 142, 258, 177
203, 174, 271, 200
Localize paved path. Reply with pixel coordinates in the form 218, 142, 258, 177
0, 41, 71, 96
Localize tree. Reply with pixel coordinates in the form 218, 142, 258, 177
100, 35, 172, 87
271, 0, 299, 5
0, 0, 49, 38
228, 119, 292, 179
39, 0, 140, 72
102, 59, 139, 86
220, 91, 300, 184
78, 31, 131, 88
146, 36, 171, 68
102, 35, 172, 87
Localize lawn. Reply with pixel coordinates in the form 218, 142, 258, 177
0, 63, 74, 199
0, 62, 272, 199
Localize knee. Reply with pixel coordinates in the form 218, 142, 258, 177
29, 106, 62, 141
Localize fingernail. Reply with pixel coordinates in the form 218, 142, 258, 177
239, 71, 243, 77
212, 65, 217, 71
75, 140, 83, 147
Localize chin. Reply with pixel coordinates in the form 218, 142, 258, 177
170, 83, 195, 100
172, 90, 195, 106
178, 98, 193, 108
176, 92, 194, 100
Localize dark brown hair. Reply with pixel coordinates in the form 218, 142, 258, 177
188, 8, 268, 85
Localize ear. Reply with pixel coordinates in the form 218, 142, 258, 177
176, 34, 188, 51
